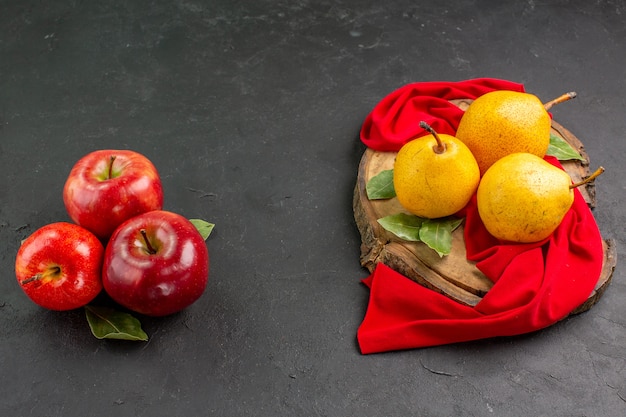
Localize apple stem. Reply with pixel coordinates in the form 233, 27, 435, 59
20, 266, 61, 285
140, 229, 157, 255
20, 274, 42, 285
543, 91, 577, 111
570, 166, 605, 189
108, 155, 117, 179
419, 121, 446, 154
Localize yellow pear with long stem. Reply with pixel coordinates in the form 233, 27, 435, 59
477, 152, 604, 243
456, 90, 576, 175
393, 121, 480, 219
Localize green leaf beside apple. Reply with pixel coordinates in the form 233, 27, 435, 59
189, 219, 215, 241
85, 305, 148, 341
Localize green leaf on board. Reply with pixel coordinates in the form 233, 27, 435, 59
378, 213, 463, 256
85, 305, 148, 341
366, 169, 396, 200
419, 217, 464, 257
377, 213, 426, 241
546, 133, 585, 161
189, 219, 215, 240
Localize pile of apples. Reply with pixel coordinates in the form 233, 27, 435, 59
14, 150, 210, 317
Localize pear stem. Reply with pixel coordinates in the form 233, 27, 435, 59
419, 121, 446, 154
108, 155, 117, 179
140, 229, 157, 255
543, 91, 577, 110
570, 166, 605, 189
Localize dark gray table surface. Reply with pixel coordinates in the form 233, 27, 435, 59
1, 1, 624, 416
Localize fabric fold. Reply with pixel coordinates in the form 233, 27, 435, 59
360, 78, 524, 152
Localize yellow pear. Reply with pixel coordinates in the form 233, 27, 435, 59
477, 153, 604, 243
393, 121, 480, 219
455, 90, 553, 175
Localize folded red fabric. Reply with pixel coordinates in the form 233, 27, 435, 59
360, 78, 524, 152
357, 79, 604, 353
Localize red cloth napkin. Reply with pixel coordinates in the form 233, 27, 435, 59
360, 78, 525, 152
357, 79, 604, 353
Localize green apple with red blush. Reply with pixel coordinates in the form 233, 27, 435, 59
102, 210, 210, 317
63, 149, 164, 240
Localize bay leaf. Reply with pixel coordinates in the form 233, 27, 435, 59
546, 133, 585, 161
366, 169, 396, 200
85, 305, 148, 341
189, 218, 215, 240
419, 217, 464, 257
377, 213, 426, 241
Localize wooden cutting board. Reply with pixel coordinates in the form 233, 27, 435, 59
353, 99, 616, 314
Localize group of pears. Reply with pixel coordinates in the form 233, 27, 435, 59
393, 90, 603, 243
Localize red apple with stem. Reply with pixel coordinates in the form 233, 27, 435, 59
102, 210, 209, 317
15, 222, 104, 311
63, 149, 163, 240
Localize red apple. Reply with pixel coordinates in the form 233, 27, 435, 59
102, 210, 209, 317
63, 149, 163, 240
15, 222, 104, 311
